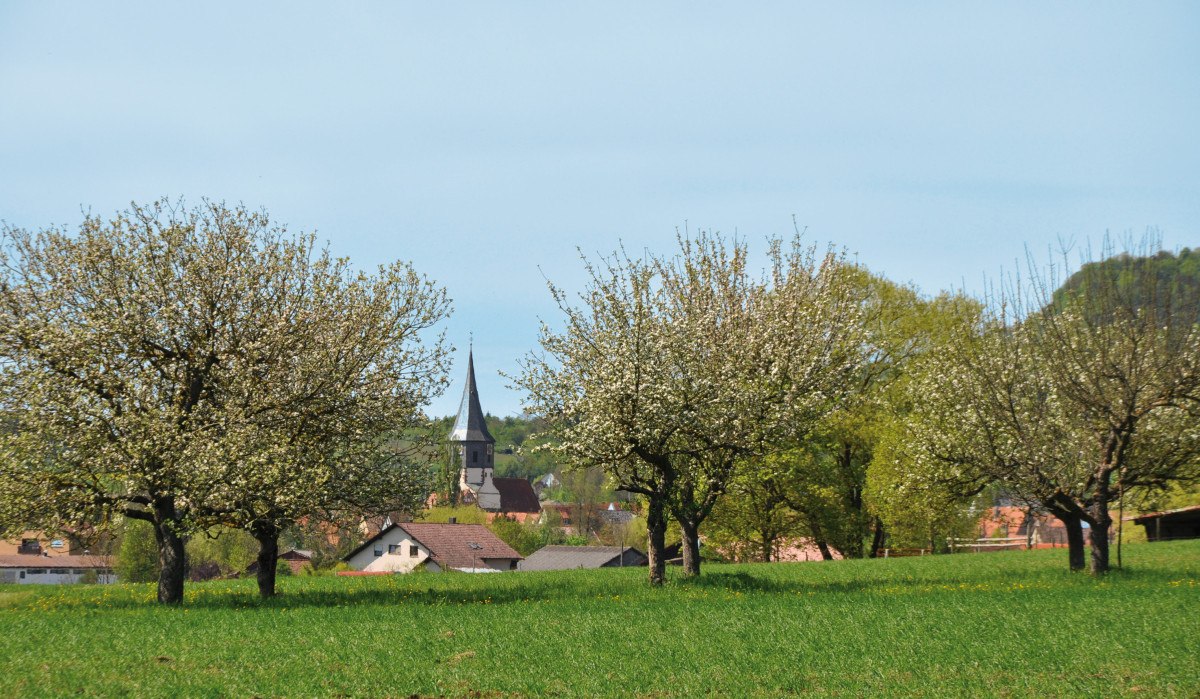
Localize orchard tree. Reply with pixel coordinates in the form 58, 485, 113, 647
517, 231, 861, 583
891, 240, 1200, 573
1026, 241, 1200, 572
0, 199, 450, 602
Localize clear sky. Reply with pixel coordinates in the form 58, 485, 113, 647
2, 3, 1197, 417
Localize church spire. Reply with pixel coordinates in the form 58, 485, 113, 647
449, 349, 494, 443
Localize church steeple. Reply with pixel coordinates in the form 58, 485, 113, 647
450, 349, 497, 505
449, 349, 494, 444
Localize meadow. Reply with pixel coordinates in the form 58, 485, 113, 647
0, 541, 1197, 698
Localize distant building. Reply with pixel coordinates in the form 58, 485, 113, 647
245, 549, 315, 575
1130, 505, 1200, 542
0, 555, 116, 584
449, 350, 540, 522
520, 545, 647, 571
0, 530, 109, 558
532, 472, 560, 498
343, 522, 522, 573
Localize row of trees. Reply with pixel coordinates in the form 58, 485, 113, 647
0, 200, 450, 602
520, 234, 1199, 581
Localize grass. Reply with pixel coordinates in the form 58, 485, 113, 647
0, 541, 1197, 697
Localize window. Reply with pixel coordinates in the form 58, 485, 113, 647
18, 539, 41, 555
373, 546, 383, 557
18, 571, 24, 579
509, 560, 518, 570
388, 544, 400, 554
409, 544, 419, 557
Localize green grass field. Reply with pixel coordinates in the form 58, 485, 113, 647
1, 541, 1197, 698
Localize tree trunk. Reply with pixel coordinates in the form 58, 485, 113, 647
251, 522, 281, 598
815, 539, 833, 561
152, 501, 186, 604
868, 517, 885, 559
1061, 512, 1086, 572
645, 497, 668, 587
1087, 501, 1112, 575
760, 531, 775, 563
679, 518, 701, 577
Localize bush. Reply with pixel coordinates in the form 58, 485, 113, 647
276, 559, 293, 577
115, 518, 159, 583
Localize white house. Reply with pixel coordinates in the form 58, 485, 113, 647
343, 522, 522, 574
0, 554, 117, 584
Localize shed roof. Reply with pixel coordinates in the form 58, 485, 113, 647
519, 545, 646, 571
0, 555, 114, 569
1129, 504, 1200, 523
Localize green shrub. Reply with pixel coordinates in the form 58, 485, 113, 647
115, 518, 158, 583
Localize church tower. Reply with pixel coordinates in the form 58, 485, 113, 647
449, 350, 500, 509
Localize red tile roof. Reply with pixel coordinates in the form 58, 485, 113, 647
397, 523, 521, 570
344, 523, 522, 571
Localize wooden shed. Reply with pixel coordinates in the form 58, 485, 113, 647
1129, 505, 1200, 542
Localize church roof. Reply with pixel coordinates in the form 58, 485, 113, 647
490, 478, 542, 514
449, 350, 494, 443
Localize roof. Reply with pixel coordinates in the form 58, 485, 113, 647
597, 508, 635, 525
519, 546, 647, 571
491, 478, 541, 513
0, 554, 114, 569
1129, 504, 1200, 523
344, 522, 521, 570
449, 350, 494, 443
281, 549, 314, 559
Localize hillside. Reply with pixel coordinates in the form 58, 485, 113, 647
1, 541, 1196, 697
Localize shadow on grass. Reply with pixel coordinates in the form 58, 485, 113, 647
17, 546, 1189, 613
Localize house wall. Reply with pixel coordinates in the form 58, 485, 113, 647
0, 531, 73, 557
345, 528, 431, 574
0, 567, 117, 585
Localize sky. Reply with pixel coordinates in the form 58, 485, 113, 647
1, 3, 1197, 417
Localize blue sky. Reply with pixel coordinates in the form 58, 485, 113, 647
2, 3, 1197, 417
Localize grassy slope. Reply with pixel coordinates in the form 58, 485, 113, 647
0, 541, 1197, 698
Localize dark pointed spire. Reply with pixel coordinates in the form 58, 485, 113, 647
449, 349, 494, 443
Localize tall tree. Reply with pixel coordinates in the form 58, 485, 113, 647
517, 231, 861, 583
783, 271, 979, 558
0, 200, 450, 602
892, 240, 1200, 573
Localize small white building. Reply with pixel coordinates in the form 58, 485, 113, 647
0, 554, 117, 584
343, 522, 522, 574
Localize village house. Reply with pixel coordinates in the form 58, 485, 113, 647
343, 522, 522, 573
0, 554, 116, 584
0, 530, 107, 557
245, 548, 315, 575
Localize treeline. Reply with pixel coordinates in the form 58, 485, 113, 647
517, 233, 1200, 582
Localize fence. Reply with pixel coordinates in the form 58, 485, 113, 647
947, 536, 1028, 553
